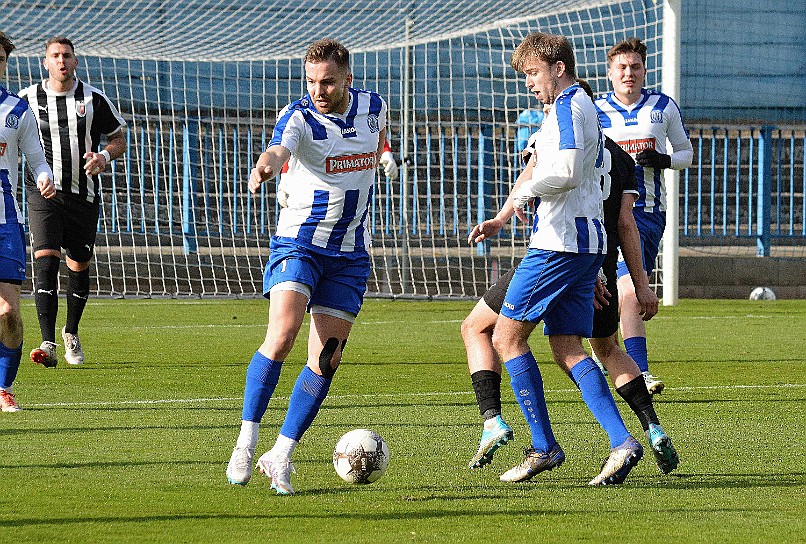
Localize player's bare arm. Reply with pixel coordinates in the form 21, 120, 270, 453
617, 193, 659, 320
83, 128, 126, 176
469, 159, 535, 244
249, 145, 291, 194
375, 127, 387, 162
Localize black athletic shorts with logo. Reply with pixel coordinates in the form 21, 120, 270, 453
27, 190, 99, 263
481, 254, 619, 339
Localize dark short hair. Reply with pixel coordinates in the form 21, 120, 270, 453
576, 78, 594, 100
607, 37, 647, 66
304, 39, 349, 71
0, 31, 15, 58
511, 32, 576, 79
45, 36, 75, 54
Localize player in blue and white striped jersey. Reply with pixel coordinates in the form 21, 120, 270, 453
595, 37, 693, 394
470, 32, 643, 486
227, 39, 388, 495
0, 32, 55, 412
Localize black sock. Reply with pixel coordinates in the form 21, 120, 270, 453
65, 268, 90, 335
616, 375, 660, 431
471, 370, 502, 420
34, 256, 60, 343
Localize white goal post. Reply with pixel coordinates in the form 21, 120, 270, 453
5, 0, 673, 300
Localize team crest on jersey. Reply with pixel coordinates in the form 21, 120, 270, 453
76, 101, 86, 117
5, 114, 19, 129
300, 98, 310, 108
0, 143, 6, 156
367, 114, 379, 134
650, 110, 664, 124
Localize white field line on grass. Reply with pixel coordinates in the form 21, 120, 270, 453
86, 313, 800, 330
26, 383, 806, 408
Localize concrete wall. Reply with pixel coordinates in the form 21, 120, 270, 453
679, 256, 806, 299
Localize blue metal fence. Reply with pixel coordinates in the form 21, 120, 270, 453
24, 122, 801, 258
682, 126, 805, 255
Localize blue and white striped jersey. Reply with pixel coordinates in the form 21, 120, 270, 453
527, 84, 605, 254
270, 88, 386, 255
0, 87, 52, 225
595, 89, 692, 213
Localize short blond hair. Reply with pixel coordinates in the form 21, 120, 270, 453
511, 32, 576, 79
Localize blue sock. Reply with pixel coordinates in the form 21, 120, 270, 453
279, 366, 332, 441
624, 336, 649, 373
504, 351, 556, 452
241, 352, 283, 422
569, 357, 630, 448
0, 342, 22, 389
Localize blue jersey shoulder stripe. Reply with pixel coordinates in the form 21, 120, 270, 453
368, 91, 382, 116
554, 88, 578, 150
652, 93, 670, 114
595, 101, 612, 128
9, 97, 29, 120
269, 107, 296, 147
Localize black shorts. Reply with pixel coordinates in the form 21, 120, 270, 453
591, 250, 619, 339
481, 254, 619, 339
482, 268, 516, 314
27, 190, 99, 263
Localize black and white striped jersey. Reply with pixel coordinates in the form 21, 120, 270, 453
19, 78, 126, 203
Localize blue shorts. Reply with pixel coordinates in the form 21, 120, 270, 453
502, 248, 604, 337
0, 223, 26, 284
263, 237, 371, 316
617, 207, 666, 278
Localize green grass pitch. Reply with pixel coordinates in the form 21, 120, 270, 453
2, 298, 804, 543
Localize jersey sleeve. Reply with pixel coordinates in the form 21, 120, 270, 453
18, 107, 53, 182
269, 106, 302, 154
93, 91, 127, 135
665, 97, 693, 170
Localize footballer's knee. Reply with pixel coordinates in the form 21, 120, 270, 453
262, 328, 300, 360
318, 337, 346, 379
0, 299, 23, 346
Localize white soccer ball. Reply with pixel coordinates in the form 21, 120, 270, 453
749, 286, 776, 300
333, 428, 390, 484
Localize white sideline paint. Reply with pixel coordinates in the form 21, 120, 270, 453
24, 383, 806, 408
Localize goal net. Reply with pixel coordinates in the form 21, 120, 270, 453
6, 0, 664, 299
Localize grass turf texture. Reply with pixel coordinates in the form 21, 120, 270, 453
2, 298, 804, 543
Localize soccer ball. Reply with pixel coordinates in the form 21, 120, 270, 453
749, 286, 776, 300
333, 428, 390, 484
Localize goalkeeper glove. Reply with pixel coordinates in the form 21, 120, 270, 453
379, 151, 399, 181
635, 148, 671, 170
